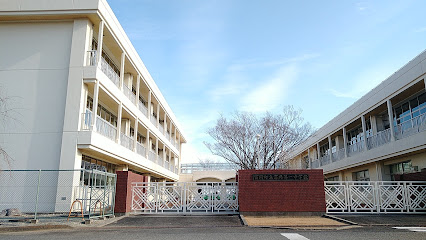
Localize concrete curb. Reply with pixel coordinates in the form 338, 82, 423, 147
323, 214, 358, 225
239, 214, 248, 226
239, 214, 357, 230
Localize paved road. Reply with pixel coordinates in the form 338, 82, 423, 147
1, 225, 425, 240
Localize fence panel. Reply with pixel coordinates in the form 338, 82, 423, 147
131, 182, 238, 214
0, 169, 116, 222
325, 181, 426, 214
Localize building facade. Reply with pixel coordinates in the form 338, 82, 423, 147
285, 51, 426, 182
179, 163, 237, 182
0, 0, 185, 211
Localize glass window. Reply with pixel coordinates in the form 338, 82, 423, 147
353, 170, 370, 181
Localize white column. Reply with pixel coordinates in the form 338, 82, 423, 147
92, 80, 99, 128
133, 118, 138, 152
119, 52, 125, 90
343, 127, 348, 158
375, 162, 383, 181
136, 75, 140, 106
164, 113, 167, 134
156, 138, 159, 163
328, 136, 333, 162
169, 122, 172, 140
96, 21, 104, 66
370, 115, 378, 135
177, 134, 181, 151
147, 90, 152, 116
146, 130, 150, 159
316, 142, 321, 166
156, 104, 160, 127
387, 99, 396, 141
117, 102, 122, 143
307, 148, 311, 169
361, 115, 368, 150
163, 146, 166, 168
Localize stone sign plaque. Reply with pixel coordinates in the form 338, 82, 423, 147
252, 174, 309, 181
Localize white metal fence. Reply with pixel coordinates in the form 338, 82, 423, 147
325, 181, 426, 214
131, 182, 238, 214
0, 169, 116, 221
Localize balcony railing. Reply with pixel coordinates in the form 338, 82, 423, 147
311, 160, 320, 168
175, 167, 179, 174
164, 161, 169, 170
95, 116, 117, 141
171, 138, 175, 147
310, 113, 426, 169
150, 115, 157, 126
120, 133, 134, 150
81, 110, 92, 130
87, 50, 97, 66
123, 84, 136, 105
395, 112, 426, 140
175, 141, 179, 150
148, 151, 156, 162
159, 124, 164, 135
136, 142, 146, 157
347, 140, 364, 157
166, 132, 170, 141
319, 154, 330, 166
100, 54, 120, 88
367, 128, 391, 150
138, 101, 148, 117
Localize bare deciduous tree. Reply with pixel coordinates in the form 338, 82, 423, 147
205, 106, 313, 170
0, 92, 16, 169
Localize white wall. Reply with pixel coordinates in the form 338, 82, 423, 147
0, 21, 73, 170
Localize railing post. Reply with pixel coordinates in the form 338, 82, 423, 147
34, 169, 41, 221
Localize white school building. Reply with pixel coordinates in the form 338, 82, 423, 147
0, 0, 186, 212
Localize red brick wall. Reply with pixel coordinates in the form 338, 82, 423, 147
238, 169, 325, 213
114, 171, 146, 213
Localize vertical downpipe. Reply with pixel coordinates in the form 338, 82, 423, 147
34, 169, 41, 220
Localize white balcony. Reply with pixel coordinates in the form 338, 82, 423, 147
395, 112, 426, 140
347, 140, 364, 157
171, 138, 175, 146
166, 132, 170, 141
148, 150, 156, 163
120, 133, 134, 151
136, 142, 146, 157
87, 50, 97, 66
81, 110, 92, 130
311, 160, 320, 168
123, 84, 136, 105
150, 115, 157, 126
159, 124, 164, 135
367, 128, 391, 150
164, 161, 169, 170
95, 116, 117, 141
99, 53, 120, 88
138, 100, 148, 117
319, 154, 330, 166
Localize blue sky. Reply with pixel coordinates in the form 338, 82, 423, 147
108, 0, 426, 163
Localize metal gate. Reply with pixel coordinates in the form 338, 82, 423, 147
131, 182, 238, 214
325, 181, 426, 214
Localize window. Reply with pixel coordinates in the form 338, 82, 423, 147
326, 176, 339, 181
353, 170, 370, 181
389, 161, 413, 180
393, 91, 426, 126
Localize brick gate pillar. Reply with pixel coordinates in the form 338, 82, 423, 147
114, 171, 146, 215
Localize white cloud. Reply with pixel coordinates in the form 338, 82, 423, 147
239, 65, 299, 112
414, 27, 426, 33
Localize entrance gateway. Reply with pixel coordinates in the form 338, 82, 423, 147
131, 182, 238, 214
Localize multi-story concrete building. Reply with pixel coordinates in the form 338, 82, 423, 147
285, 51, 426, 181
0, 0, 186, 211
